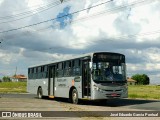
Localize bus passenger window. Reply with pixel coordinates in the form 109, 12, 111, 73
62, 61, 72, 77
57, 63, 63, 77
73, 59, 81, 76
68, 61, 71, 76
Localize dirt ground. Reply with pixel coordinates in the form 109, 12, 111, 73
0, 94, 159, 120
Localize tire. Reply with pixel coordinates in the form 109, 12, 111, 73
37, 87, 43, 99
71, 89, 78, 104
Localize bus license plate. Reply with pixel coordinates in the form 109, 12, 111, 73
111, 93, 117, 96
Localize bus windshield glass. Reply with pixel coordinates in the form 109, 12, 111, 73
92, 53, 126, 82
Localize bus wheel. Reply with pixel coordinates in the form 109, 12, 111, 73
37, 87, 43, 99
72, 89, 78, 104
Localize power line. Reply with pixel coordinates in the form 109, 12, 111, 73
0, 0, 70, 20
0, 0, 113, 33
0, 0, 158, 50
0, 0, 158, 34
1, 0, 159, 42
2, 0, 56, 13
0, 0, 57, 19
0, 0, 71, 24
36, 0, 158, 32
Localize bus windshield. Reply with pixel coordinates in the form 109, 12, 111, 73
92, 62, 126, 82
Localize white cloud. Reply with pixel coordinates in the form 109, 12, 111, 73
0, 0, 160, 84
0, 51, 16, 64
145, 48, 160, 63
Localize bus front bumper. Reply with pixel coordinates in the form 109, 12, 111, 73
92, 88, 128, 100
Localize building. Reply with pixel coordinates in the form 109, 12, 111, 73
10, 75, 27, 82
127, 77, 137, 85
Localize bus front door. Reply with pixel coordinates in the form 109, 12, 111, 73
48, 66, 56, 97
82, 60, 91, 98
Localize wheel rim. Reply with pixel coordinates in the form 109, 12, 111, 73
38, 92, 41, 98
72, 90, 78, 104
73, 93, 77, 101
38, 89, 42, 98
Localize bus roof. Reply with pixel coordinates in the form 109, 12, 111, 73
28, 52, 93, 68
28, 51, 124, 68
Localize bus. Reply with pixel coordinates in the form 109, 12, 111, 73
27, 52, 128, 104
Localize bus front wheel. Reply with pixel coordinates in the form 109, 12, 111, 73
37, 87, 43, 99
72, 89, 78, 104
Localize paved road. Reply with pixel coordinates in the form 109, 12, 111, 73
1, 93, 159, 110
0, 93, 159, 120
0, 93, 35, 99
0, 93, 81, 120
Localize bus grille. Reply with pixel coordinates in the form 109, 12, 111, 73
115, 90, 122, 92
105, 90, 114, 92
105, 89, 122, 92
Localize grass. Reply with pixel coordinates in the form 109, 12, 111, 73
0, 82, 27, 93
0, 82, 160, 100
128, 85, 160, 100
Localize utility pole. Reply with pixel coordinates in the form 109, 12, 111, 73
15, 66, 17, 76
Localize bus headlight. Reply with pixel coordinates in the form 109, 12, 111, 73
93, 85, 99, 90
93, 85, 102, 92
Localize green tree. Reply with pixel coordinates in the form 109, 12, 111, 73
2, 76, 11, 82
131, 74, 150, 85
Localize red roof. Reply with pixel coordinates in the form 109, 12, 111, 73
11, 75, 27, 79
127, 78, 136, 82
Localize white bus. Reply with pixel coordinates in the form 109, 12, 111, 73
27, 52, 128, 104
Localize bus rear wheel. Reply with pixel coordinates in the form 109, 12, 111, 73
71, 89, 78, 104
37, 87, 43, 99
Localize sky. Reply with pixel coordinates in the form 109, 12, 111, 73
0, 0, 160, 84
